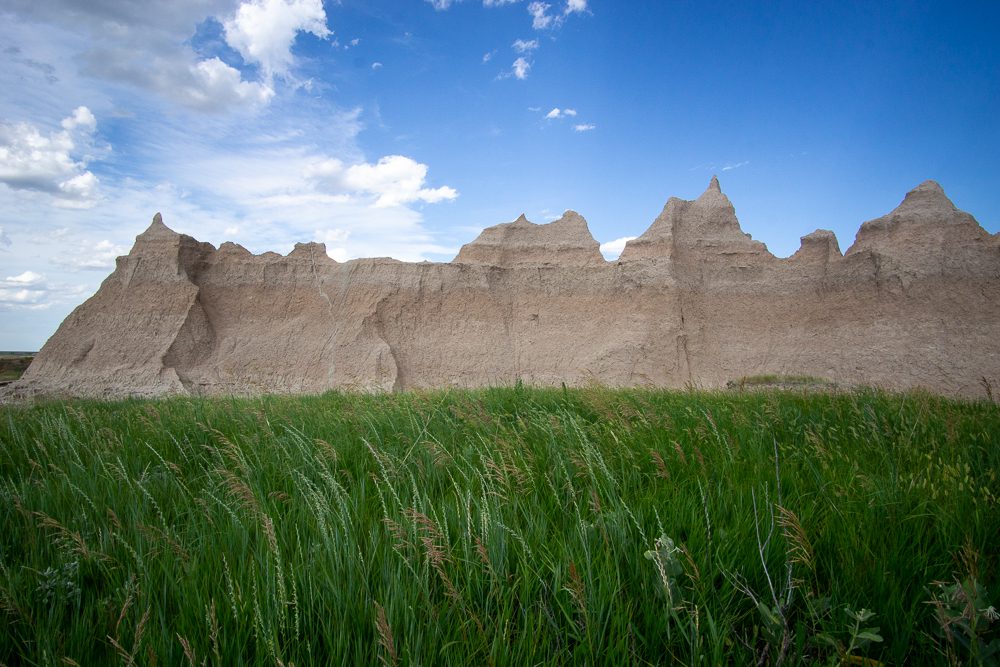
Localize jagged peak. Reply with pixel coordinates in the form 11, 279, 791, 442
801, 229, 838, 242
553, 210, 589, 228
218, 241, 253, 257
915, 179, 944, 194
844, 180, 989, 257
694, 175, 734, 209
137, 212, 179, 241
893, 179, 956, 214
453, 209, 602, 266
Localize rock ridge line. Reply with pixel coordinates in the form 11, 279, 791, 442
11, 178, 1000, 399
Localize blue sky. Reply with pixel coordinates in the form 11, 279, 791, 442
1, 0, 998, 350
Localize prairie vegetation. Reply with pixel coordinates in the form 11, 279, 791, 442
1, 387, 998, 665
0, 354, 33, 383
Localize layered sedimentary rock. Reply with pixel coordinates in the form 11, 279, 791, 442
13, 179, 1000, 399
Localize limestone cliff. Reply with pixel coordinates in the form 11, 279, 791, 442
12, 179, 1000, 399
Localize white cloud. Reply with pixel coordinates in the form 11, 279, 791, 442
0, 270, 86, 310
483, 0, 522, 5
0, 286, 47, 309
80, 50, 274, 113
573, 123, 596, 132
599, 236, 635, 260
425, 0, 457, 9
482, 51, 495, 63
509, 57, 532, 80
527, 0, 586, 29
189, 58, 275, 108
0, 106, 101, 207
3, 1, 275, 114
512, 39, 539, 53
6, 270, 44, 285
721, 160, 750, 171
305, 155, 458, 208
528, 2, 555, 29
223, 0, 331, 81
60, 106, 95, 132
0, 271, 49, 310
372, 62, 383, 70
545, 107, 577, 119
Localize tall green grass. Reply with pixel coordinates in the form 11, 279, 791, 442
1, 387, 998, 665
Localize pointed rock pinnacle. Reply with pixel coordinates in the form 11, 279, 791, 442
914, 180, 944, 194
138, 212, 177, 240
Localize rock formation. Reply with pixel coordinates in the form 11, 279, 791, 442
11, 179, 1000, 399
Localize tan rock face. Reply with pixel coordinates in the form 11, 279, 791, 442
12, 179, 1000, 399
454, 210, 605, 267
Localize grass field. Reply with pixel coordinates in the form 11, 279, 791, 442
1, 386, 998, 665
0, 354, 33, 383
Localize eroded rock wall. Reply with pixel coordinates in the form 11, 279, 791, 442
13, 180, 1000, 399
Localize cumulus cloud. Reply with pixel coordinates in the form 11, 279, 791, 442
189, 57, 275, 107
508, 57, 532, 80
573, 123, 596, 132
599, 236, 635, 260
80, 48, 275, 112
527, 0, 587, 29
4, 0, 276, 113
545, 107, 577, 119
305, 155, 458, 208
0, 271, 49, 309
6, 270, 44, 285
0, 106, 101, 207
512, 38, 539, 53
528, 2, 555, 29
223, 0, 331, 81
0, 269, 90, 311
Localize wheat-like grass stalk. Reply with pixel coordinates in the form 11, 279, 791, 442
374, 602, 398, 667
176, 633, 196, 666
776, 505, 814, 573
650, 449, 670, 479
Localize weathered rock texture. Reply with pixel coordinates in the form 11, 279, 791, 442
12, 179, 1000, 399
